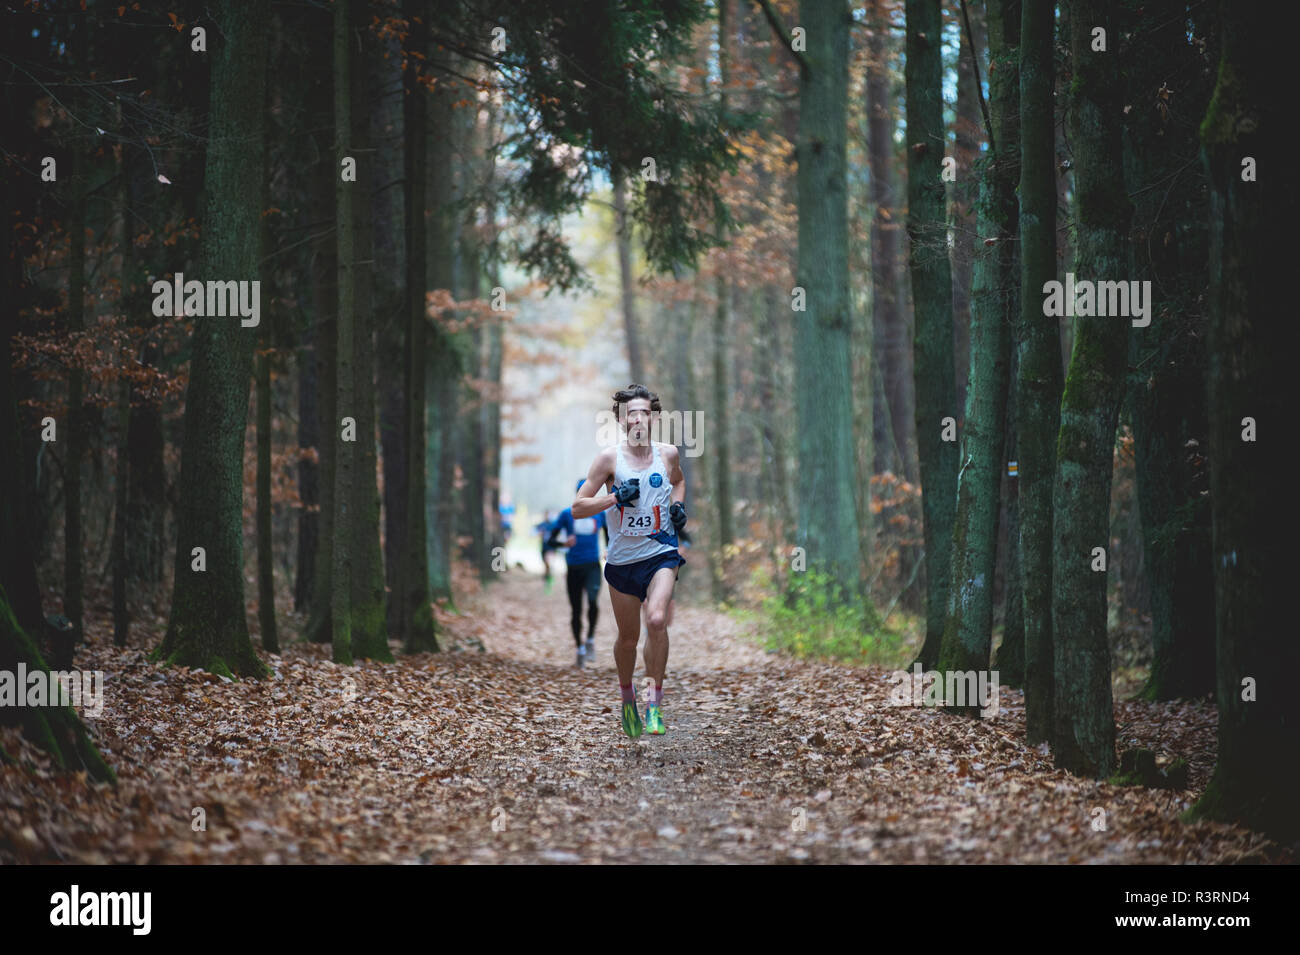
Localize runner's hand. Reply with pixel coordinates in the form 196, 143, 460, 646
669, 501, 687, 532
613, 479, 640, 505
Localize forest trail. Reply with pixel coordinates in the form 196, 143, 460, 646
0, 573, 1285, 864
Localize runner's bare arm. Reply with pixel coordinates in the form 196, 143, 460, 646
665, 445, 685, 505
573, 448, 617, 519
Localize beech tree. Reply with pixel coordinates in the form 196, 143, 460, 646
1187, 0, 1295, 843
156, 0, 271, 678
937, 0, 1020, 698
1016, 0, 1062, 744
1050, 0, 1128, 776
905, 0, 959, 669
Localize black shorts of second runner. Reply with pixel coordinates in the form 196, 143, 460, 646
603, 551, 686, 602
566, 561, 602, 601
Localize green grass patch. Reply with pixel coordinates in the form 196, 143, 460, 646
732, 567, 913, 668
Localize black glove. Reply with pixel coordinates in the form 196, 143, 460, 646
669, 501, 687, 532
613, 478, 640, 505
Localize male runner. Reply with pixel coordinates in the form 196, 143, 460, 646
547, 478, 610, 667
572, 384, 687, 738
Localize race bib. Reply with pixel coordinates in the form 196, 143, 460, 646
619, 504, 663, 536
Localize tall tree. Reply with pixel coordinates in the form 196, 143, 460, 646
63, 13, 88, 641
865, 0, 913, 481
1187, 0, 1295, 842
1016, 0, 1062, 745
1050, 0, 1129, 776
1121, 0, 1215, 702
401, 0, 439, 651
792, 0, 860, 601
256, 36, 278, 655
937, 0, 1020, 697
613, 175, 645, 383
950, 0, 985, 416
349, 0, 391, 661
371, 0, 408, 631
425, 40, 460, 610
156, 0, 271, 678
905, 0, 958, 668
331, 0, 357, 666
0, 52, 44, 635
711, 0, 735, 593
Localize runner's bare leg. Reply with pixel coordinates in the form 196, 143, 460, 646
642, 566, 677, 689
609, 585, 643, 688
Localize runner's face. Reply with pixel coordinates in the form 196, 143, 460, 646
623, 399, 654, 445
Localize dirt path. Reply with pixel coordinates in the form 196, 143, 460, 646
0, 572, 1286, 864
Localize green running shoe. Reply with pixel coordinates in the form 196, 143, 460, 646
621, 700, 644, 739
644, 703, 665, 735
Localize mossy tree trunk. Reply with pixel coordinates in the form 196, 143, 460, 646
0, 588, 114, 782
157, 0, 271, 680
937, 0, 1020, 702
349, 0, 391, 661
1050, 0, 1128, 776
1017, 0, 1062, 745
1186, 1, 1296, 843
905, 0, 958, 667
794, 0, 861, 603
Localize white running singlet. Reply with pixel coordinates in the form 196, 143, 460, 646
605, 441, 678, 566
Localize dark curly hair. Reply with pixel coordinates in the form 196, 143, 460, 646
611, 383, 661, 420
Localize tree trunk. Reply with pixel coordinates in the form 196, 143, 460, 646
794, 0, 860, 602
0, 590, 114, 781
1017, 0, 1061, 745
305, 147, 338, 647
402, 0, 438, 651
995, 340, 1024, 686
157, 0, 270, 679
294, 319, 319, 613
256, 347, 278, 652
937, 0, 1019, 701
906, 0, 958, 667
330, 0, 356, 666
865, 0, 913, 482
425, 41, 459, 609
371, 11, 407, 633
1122, 0, 1214, 702
64, 128, 86, 641
950, 0, 985, 417
1187, 2, 1296, 843
349, 0, 391, 661
112, 368, 130, 644
1050, 0, 1128, 776
0, 82, 42, 635
613, 175, 645, 383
